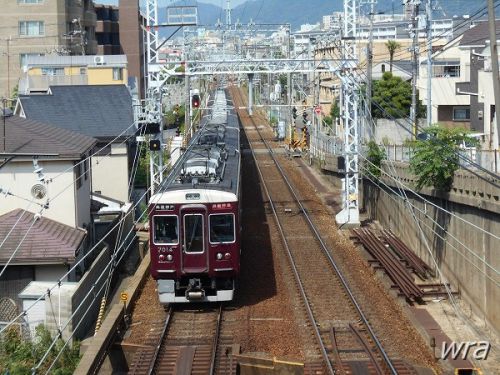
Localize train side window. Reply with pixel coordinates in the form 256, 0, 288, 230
153, 216, 178, 244
184, 214, 204, 253
209, 214, 235, 243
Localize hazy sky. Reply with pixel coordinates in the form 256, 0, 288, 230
96, 0, 248, 6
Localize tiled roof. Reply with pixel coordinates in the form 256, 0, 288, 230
459, 21, 500, 47
1, 115, 96, 158
392, 60, 413, 74
0, 209, 86, 265
19, 85, 135, 139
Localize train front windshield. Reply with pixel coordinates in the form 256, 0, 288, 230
184, 214, 204, 253
210, 214, 235, 243
154, 216, 178, 244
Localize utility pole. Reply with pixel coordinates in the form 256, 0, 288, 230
6, 37, 11, 97
409, 0, 421, 137
426, 0, 433, 127
2, 98, 6, 152
487, 0, 500, 148
248, 73, 254, 116
65, 18, 86, 55
366, 0, 376, 136
226, 0, 231, 27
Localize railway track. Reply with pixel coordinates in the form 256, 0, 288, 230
231, 86, 415, 375
128, 304, 235, 375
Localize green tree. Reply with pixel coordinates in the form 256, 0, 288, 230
0, 325, 80, 374
372, 72, 412, 119
385, 40, 401, 73
330, 100, 340, 119
409, 126, 477, 191
366, 140, 386, 178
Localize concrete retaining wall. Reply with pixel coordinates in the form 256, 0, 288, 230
363, 162, 500, 334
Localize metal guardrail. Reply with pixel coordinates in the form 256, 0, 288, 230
311, 136, 500, 174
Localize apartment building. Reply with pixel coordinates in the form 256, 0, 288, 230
0, 0, 97, 98
94, 3, 120, 55
18, 54, 128, 93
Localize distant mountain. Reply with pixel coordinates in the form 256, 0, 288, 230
159, 0, 489, 35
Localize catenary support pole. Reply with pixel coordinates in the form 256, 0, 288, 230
487, 0, 500, 148
426, 0, 433, 127
410, 0, 421, 138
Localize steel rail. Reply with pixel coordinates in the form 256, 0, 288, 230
147, 306, 174, 375
263, 141, 398, 374
209, 305, 223, 375
349, 323, 384, 375
233, 88, 334, 375
232, 87, 398, 375
329, 328, 347, 375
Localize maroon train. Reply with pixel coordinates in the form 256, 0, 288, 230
148, 90, 241, 303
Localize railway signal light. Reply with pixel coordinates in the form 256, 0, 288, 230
149, 139, 161, 151
292, 107, 297, 119
191, 94, 200, 108
302, 111, 308, 124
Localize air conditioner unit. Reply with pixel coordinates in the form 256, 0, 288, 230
93, 55, 104, 65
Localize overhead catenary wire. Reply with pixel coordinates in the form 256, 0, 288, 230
331, 73, 500, 254
328, 43, 500, 184
0, 206, 44, 280
28, 89, 233, 373
0, 119, 140, 261
358, 154, 500, 277
359, 161, 499, 356
0, 181, 153, 337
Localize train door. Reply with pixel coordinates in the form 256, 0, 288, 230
180, 207, 208, 274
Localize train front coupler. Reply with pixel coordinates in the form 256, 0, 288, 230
185, 278, 205, 300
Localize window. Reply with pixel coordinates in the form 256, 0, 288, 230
18, 0, 43, 3
210, 214, 235, 243
433, 64, 460, 78
19, 53, 43, 68
41, 67, 64, 76
74, 162, 83, 189
83, 158, 88, 180
153, 216, 178, 244
19, 21, 44, 36
453, 107, 470, 121
80, 67, 87, 75
183, 214, 204, 253
112, 67, 123, 80
444, 65, 460, 77
381, 64, 386, 73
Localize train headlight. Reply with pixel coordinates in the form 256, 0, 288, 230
166, 254, 173, 262
216, 253, 223, 260
224, 252, 231, 260
159, 254, 165, 261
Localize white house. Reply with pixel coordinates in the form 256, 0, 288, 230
16, 84, 135, 202
418, 21, 500, 150
0, 113, 96, 313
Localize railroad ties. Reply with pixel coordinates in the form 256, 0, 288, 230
128, 305, 236, 375
230, 86, 417, 375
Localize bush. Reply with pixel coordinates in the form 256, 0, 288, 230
0, 325, 80, 374
409, 126, 477, 191
366, 141, 386, 178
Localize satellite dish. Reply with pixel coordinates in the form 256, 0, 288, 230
31, 184, 47, 199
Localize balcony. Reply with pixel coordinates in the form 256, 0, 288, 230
23, 74, 88, 92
